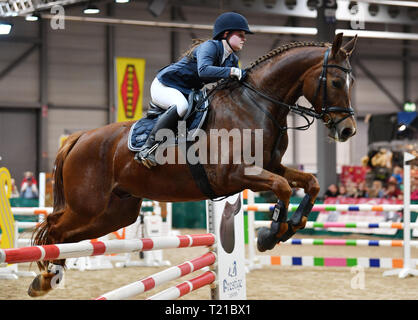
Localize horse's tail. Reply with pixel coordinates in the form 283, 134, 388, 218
32, 130, 85, 270
51, 130, 85, 216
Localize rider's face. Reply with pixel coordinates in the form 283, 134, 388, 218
226, 31, 246, 51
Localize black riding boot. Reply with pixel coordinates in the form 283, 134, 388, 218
135, 105, 180, 168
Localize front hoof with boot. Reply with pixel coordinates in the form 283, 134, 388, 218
279, 194, 313, 242
256, 200, 288, 252
257, 224, 287, 252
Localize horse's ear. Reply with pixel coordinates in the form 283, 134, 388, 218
331, 32, 344, 59
343, 34, 358, 57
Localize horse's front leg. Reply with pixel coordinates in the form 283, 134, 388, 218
276, 164, 320, 238
237, 167, 293, 252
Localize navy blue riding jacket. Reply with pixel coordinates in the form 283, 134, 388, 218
157, 40, 239, 95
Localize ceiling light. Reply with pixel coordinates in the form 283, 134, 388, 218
25, 14, 39, 21
83, 4, 100, 14
0, 22, 12, 35
115, 0, 130, 3
398, 124, 407, 132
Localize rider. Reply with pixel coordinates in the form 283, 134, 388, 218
135, 11, 253, 168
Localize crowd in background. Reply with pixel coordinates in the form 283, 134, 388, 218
9, 171, 39, 199
324, 164, 418, 201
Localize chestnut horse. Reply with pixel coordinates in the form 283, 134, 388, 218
29, 33, 357, 296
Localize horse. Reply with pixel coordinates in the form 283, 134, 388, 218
28, 33, 357, 296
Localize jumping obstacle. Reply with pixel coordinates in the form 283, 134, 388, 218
95, 194, 247, 300
95, 252, 216, 299
66, 201, 172, 271
8, 203, 173, 271
245, 152, 418, 278
280, 238, 418, 247
257, 255, 412, 269
0, 167, 37, 279
2, 171, 175, 273
254, 220, 418, 230
0, 234, 215, 264
0, 194, 247, 300
246, 204, 418, 212
146, 271, 216, 300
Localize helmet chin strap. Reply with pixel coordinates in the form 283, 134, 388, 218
223, 33, 238, 53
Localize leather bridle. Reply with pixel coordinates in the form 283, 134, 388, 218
312, 47, 355, 129
241, 47, 355, 131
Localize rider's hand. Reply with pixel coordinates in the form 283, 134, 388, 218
230, 67, 243, 81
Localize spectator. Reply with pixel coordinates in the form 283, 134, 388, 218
324, 184, 339, 198
345, 181, 358, 198
391, 165, 403, 185
384, 177, 403, 200
355, 181, 368, 198
367, 180, 385, 198
20, 171, 38, 199
338, 184, 347, 197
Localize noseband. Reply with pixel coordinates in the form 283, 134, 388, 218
241, 47, 355, 131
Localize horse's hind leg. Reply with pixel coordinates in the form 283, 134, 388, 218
63, 194, 142, 243
28, 194, 142, 297
28, 206, 102, 297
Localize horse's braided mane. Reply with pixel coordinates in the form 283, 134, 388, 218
210, 41, 329, 92
246, 40, 329, 71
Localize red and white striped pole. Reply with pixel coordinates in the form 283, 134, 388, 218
146, 271, 216, 300
0, 234, 215, 264
95, 252, 216, 300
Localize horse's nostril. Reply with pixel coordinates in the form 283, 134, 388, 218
341, 127, 353, 138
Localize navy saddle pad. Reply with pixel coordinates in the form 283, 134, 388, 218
127, 99, 208, 152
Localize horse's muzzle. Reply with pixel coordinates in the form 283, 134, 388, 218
330, 124, 356, 142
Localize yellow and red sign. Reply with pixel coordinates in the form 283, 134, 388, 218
115, 57, 146, 122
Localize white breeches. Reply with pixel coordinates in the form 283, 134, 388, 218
150, 77, 189, 117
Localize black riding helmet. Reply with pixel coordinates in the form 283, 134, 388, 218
212, 12, 253, 40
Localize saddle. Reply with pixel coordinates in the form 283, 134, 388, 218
127, 89, 209, 152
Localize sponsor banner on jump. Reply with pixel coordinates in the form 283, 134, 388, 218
115, 57, 145, 122
206, 194, 247, 300
316, 197, 405, 236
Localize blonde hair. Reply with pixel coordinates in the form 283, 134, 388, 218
180, 38, 210, 60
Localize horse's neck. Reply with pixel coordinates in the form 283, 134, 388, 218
252, 47, 324, 106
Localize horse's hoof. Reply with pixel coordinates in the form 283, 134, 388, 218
27, 273, 53, 297
257, 227, 278, 252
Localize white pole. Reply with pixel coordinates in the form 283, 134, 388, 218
403, 154, 411, 272
38, 172, 46, 223
383, 152, 418, 278
38, 172, 45, 207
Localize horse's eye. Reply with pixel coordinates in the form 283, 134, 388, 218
332, 80, 343, 89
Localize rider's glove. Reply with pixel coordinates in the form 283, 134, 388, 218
230, 67, 243, 81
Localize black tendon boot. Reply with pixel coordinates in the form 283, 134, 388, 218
135, 105, 180, 168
